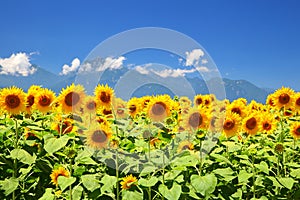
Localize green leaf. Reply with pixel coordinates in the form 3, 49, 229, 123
210, 153, 232, 165
222, 141, 242, 152
190, 174, 217, 197
138, 176, 158, 187
231, 189, 242, 199
213, 167, 234, 177
26, 125, 44, 131
81, 174, 99, 192
58, 176, 76, 191
277, 177, 295, 190
290, 168, 300, 178
267, 177, 282, 188
254, 161, 269, 174
44, 135, 70, 154
158, 183, 182, 200
11, 149, 36, 165
171, 154, 198, 168
140, 165, 157, 176
238, 170, 253, 184
122, 190, 143, 200
71, 185, 83, 200
164, 170, 182, 181
100, 174, 116, 193
0, 177, 19, 196
38, 188, 54, 200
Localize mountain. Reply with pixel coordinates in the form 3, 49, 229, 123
0, 66, 271, 103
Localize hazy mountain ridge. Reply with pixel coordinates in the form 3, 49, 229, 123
0, 66, 271, 103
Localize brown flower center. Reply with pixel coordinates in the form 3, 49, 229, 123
5, 95, 20, 109
279, 93, 290, 104
103, 109, 112, 115
294, 127, 300, 136
39, 95, 51, 107
231, 107, 241, 115
92, 130, 107, 143
100, 92, 110, 103
27, 95, 34, 107
246, 117, 257, 130
65, 92, 80, 107
182, 145, 191, 150
296, 98, 300, 107
151, 102, 166, 116
87, 101, 96, 110
129, 105, 136, 113
195, 98, 202, 105
188, 112, 203, 128
223, 120, 235, 130
61, 121, 73, 134
263, 122, 271, 131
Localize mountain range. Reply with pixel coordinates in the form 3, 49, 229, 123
0, 66, 274, 103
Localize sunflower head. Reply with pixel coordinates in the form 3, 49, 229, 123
290, 122, 300, 140
82, 95, 97, 114
177, 141, 194, 153
120, 174, 138, 190
113, 98, 128, 119
294, 92, 300, 111
85, 124, 112, 149
127, 97, 143, 118
260, 112, 277, 134
94, 84, 114, 109
273, 87, 295, 110
227, 100, 247, 117
50, 166, 69, 186
242, 112, 261, 136
181, 107, 210, 132
146, 95, 172, 122
194, 94, 204, 106
220, 112, 241, 138
51, 115, 76, 135
179, 96, 192, 108
34, 88, 56, 113
0, 86, 26, 115
57, 84, 86, 114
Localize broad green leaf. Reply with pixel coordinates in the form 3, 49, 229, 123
210, 153, 232, 165
164, 170, 182, 180
213, 167, 234, 177
0, 177, 19, 196
158, 183, 182, 200
71, 185, 83, 200
140, 165, 156, 176
58, 176, 76, 191
254, 161, 269, 174
290, 168, 300, 178
238, 170, 253, 184
38, 188, 54, 200
122, 190, 143, 200
277, 177, 295, 190
231, 189, 242, 199
222, 141, 242, 152
190, 174, 217, 197
26, 125, 44, 131
100, 174, 116, 193
11, 149, 36, 165
44, 135, 70, 154
267, 177, 282, 188
171, 155, 198, 168
81, 174, 99, 192
138, 177, 158, 187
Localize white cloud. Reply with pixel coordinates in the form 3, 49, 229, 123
201, 59, 208, 64
79, 56, 125, 73
185, 49, 204, 66
152, 68, 196, 78
0, 52, 37, 76
135, 66, 149, 74
60, 58, 81, 75
196, 66, 210, 72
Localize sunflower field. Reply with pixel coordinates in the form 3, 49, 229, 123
0, 84, 299, 200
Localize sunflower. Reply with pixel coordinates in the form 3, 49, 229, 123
140, 95, 152, 109
273, 87, 295, 110
120, 174, 138, 190
179, 96, 192, 108
82, 95, 97, 114
146, 95, 172, 122
85, 124, 112, 149
57, 84, 85, 113
177, 141, 194, 153
227, 99, 247, 118
97, 106, 113, 118
241, 112, 261, 136
266, 93, 276, 107
51, 115, 76, 135
94, 84, 114, 109
283, 107, 295, 117
112, 98, 128, 119
127, 97, 143, 118
26, 85, 42, 113
290, 122, 300, 140
260, 112, 277, 134
194, 94, 204, 106
181, 107, 210, 131
202, 94, 213, 107
220, 112, 241, 138
294, 92, 300, 111
50, 166, 69, 186
34, 88, 56, 113
0, 86, 26, 115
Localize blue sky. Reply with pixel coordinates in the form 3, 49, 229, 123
0, 0, 300, 90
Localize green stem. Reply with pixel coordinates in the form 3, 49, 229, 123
116, 151, 120, 200
69, 159, 73, 200
12, 119, 19, 200
252, 156, 256, 199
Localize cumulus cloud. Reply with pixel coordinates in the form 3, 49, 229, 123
79, 56, 125, 73
135, 65, 149, 74
0, 52, 37, 76
196, 66, 210, 72
185, 49, 205, 66
60, 58, 81, 75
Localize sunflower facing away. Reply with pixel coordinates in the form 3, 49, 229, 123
290, 122, 300, 140
177, 140, 194, 153
273, 87, 295, 110
146, 95, 172, 122
94, 84, 114, 109
220, 112, 241, 138
50, 166, 70, 186
57, 84, 86, 113
34, 88, 56, 113
120, 174, 138, 190
0, 86, 26, 115
85, 124, 112, 149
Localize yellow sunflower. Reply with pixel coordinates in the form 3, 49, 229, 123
260, 112, 277, 134
177, 140, 194, 153
127, 97, 143, 118
227, 99, 247, 118
57, 84, 86, 113
241, 112, 261, 136
273, 87, 295, 110
94, 84, 114, 109
120, 174, 138, 190
140, 95, 152, 109
179, 96, 192, 108
194, 94, 204, 107
34, 88, 56, 113
283, 107, 295, 117
97, 106, 113, 118
146, 95, 172, 122
294, 92, 300, 111
85, 124, 112, 149
290, 122, 300, 140
220, 112, 241, 138
181, 107, 210, 131
26, 85, 42, 113
50, 166, 69, 186
112, 98, 128, 119
266, 93, 276, 107
0, 86, 26, 115
82, 95, 97, 114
